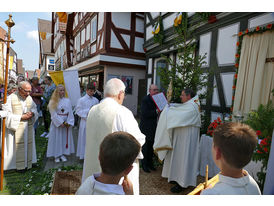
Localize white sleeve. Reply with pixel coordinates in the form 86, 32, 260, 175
50, 109, 64, 127
75, 98, 87, 118
66, 99, 75, 126
2, 96, 21, 131
30, 101, 38, 123
113, 107, 146, 159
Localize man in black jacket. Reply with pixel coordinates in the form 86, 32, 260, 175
139, 84, 159, 173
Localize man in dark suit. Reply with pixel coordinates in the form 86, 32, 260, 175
139, 84, 159, 173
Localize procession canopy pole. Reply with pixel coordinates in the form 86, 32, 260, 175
0, 14, 15, 191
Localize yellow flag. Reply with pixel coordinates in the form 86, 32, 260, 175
48, 71, 68, 97
9, 56, 13, 70
56, 12, 68, 23
40, 32, 46, 40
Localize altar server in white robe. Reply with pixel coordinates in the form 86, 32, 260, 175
2, 81, 37, 171
154, 88, 201, 193
82, 78, 145, 195
46, 84, 75, 163
75, 84, 99, 160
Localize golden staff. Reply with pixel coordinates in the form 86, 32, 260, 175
0, 14, 15, 191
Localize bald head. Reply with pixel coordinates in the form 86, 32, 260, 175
149, 84, 159, 96
18, 81, 32, 99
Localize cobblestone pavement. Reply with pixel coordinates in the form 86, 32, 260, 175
139, 165, 204, 195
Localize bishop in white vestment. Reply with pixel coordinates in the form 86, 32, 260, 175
1, 81, 38, 170
82, 78, 145, 195
75, 84, 99, 160
154, 89, 201, 192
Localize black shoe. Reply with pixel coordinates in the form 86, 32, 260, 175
169, 181, 177, 184
149, 165, 156, 171
170, 184, 184, 193
142, 165, 151, 173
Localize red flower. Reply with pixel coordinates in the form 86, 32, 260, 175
256, 26, 260, 31
235, 54, 240, 58
257, 150, 263, 154
236, 41, 240, 46
238, 31, 243, 36
256, 130, 262, 136
230, 107, 233, 112
266, 24, 272, 29
245, 29, 249, 34
234, 73, 238, 79
217, 117, 222, 123
232, 96, 235, 100
232, 85, 236, 90
264, 147, 268, 153
261, 138, 268, 146
235, 63, 239, 68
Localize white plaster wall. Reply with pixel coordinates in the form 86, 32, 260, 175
106, 66, 146, 115
134, 37, 144, 53
91, 44, 96, 54
199, 32, 212, 67
136, 18, 144, 33
217, 23, 239, 66
150, 12, 160, 19
212, 77, 220, 106
148, 58, 153, 74
146, 25, 153, 41
121, 34, 130, 48
248, 13, 274, 29
98, 12, 104, 31
112, 12, 131, 30
163, 13, 177, 30
221, 72, 235, 107
111, 30, 123, 49
99, 33, 104, 49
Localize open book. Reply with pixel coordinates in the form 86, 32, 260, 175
151, 92, 168, 112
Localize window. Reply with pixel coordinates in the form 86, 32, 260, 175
75, 33, 80, 53
74, 13, 78, 27
156, 59, 167, 92
86, 23, 90, 41
91, 16, 97, 42
81, 28, 85, 45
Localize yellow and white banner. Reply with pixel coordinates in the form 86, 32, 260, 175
49, 70, 81, 108
9, 56, 13, 70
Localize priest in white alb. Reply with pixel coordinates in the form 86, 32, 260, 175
1, 81, 38, 171
75, 83, 99, 160
154, 88, 201, 193
82, 78, 145, 195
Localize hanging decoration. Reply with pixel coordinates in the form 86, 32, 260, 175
229, 23, 273, 120
152, 16, 164, 45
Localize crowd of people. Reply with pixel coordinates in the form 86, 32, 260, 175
0, 76, 262, 195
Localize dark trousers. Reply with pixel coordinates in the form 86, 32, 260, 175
42, 108, 50, 132
141, 138, 154, 168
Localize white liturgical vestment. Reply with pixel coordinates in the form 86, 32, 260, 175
154, 95, 201, 188
47, 98, 75, 158
83, 97, 145, 195
1, 92, 38, 170
75, 94, 99, 159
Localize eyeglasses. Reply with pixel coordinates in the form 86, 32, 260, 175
20, 87, 31, 93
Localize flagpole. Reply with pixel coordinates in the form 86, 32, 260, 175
0, 14, 15, 191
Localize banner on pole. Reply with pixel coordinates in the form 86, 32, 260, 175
49, 70, 81, 108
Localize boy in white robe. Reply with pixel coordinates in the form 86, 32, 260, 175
46, 85, 75, 162
76, 132, 140, 195
201, 122, 261, 195
75, 84, 99, 160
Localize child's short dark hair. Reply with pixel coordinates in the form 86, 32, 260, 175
86, 84, 96, 91
99, 132, 141, 176
213, 122, 257, 169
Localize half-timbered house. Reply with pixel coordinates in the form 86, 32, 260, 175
52, 12, 146, 115
143, 12, 274, 122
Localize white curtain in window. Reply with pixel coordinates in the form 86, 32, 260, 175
233, 31, 274, 116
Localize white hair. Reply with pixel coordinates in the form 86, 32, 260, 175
104, 78, 126, 96
18, 81, 31, 88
